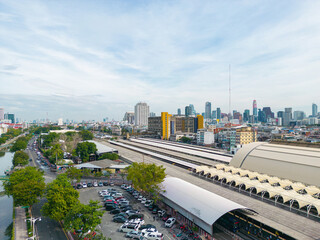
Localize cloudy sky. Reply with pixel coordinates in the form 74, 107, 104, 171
1, 0, 320, 121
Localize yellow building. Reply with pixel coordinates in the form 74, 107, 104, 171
197, 115, 204, 129
236, 127, 257, 145
161, 112, 172, 140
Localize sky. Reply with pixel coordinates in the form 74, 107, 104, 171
1, 0, 320, 121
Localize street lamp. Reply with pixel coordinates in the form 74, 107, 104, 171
26, 217, 41, 240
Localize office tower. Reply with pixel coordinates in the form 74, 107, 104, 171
177, 108, 181, 116
185, 106, 191, 117
283, 108, 292, 126
253, 100, 257, 117
205, 102, 212, 119
216, 108, 221, 120
312, 103, 318, 117
189, 104, 196, 115
123, 112, 134, 124
149, 112, 156, 117
258, 109, 266, 122
0, 108, 4, 120
212, 110, 217, 119
243, 109, 250, 122
4, 113, 15, 123
293, 111, 305, 121
134, 102, 150, 126
262, 107, 274, 119
277, 111, 284, 118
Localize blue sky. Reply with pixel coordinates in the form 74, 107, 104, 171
1, 0, 320, 121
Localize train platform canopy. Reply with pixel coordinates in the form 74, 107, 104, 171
86, 140, 118, 155
161, 177, 256, 235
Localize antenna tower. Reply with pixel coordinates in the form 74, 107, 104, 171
229, 64, 231, 116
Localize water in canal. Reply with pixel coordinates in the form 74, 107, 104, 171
0, 151, 14, 240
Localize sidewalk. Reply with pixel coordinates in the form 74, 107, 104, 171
15, 207, 28, 240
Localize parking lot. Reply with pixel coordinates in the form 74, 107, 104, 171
78, 185, 175, 240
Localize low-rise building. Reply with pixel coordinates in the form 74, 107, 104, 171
197, 129, 215, 146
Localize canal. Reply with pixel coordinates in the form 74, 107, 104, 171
0, 151, 14, 240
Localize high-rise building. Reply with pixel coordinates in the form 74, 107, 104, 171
0, 108, 4, 121
312, 103, 318, 117
123, 112, 134, 124
205, 102, 212, 119
134, 102, 150, 126
216, 108, 221, 120
189, 104, 196, 116
277, 111, 284, 118
177, 108, 181, 116
211, 110, 217, 119
4, 113, 15, 123
258, 109, 266, 123
243, 109, 250, 122
253, 100, 257, 117
293, 111, 305, 121
185, 106, 191, 117
283, 108, 292, 126
262, 107, 274, 120
161, 112, 172, 140
149, 112, 156, 117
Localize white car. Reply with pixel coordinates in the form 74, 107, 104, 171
141, 198, 147, 204
93, 182, 98, 187
145, 200, 154, 207
119, 223, 140, 233
137, 195, 143, 201
144, 232, 163, 240
165, 217, 176, 228
141, 228, 157, 236
82, 183, 87, 188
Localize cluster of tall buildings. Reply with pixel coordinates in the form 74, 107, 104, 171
0, 108, 15, 124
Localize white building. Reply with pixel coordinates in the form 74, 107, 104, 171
58, 118, 63, 126
0, 108, 4, 121
134, 102, 149, 127
197, 129, 215, 146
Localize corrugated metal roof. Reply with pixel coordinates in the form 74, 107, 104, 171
230, 142, 320, 186
86, 140, 117, 155
161, 177, 252, 227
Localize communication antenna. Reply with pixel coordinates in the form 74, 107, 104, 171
229, 64, 231, 116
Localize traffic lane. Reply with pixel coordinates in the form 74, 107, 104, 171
32, 199, 68, 240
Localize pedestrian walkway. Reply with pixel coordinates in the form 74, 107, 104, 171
15, 207, 28, 240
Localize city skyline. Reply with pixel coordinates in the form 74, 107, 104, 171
1, 1, 320, 121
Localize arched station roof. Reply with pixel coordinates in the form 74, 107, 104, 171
161, 177, 255, 234
230, 142, 320, 186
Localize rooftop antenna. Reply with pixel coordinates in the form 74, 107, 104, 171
229, 64, 231, 116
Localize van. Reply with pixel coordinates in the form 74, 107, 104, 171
119, 223, 139, 233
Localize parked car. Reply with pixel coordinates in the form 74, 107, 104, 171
82, 183, 87, 188
141, 228, 157, 236
98, 182, 103, 187
126, 210, 140, 215
162, 214, 171, 221
105, 204, 118, 211
103, 181, 109, 186
110, 208, 121, 214
127, 218, 145, 225
144, 232, 163, 240
113, 216, 127, 223
114, 212, 128, 219
157, 210, 166, 217
76, 184, 83, 189
165, 217, 176, 228
119, 201, 130, 206
145, 200, 154, 207
125, 230, 143, 239
93, 182, 98, 187
87, 182, 93, 187
141, 198, 147, 204
128, 213, 144, 220
139, 224, 156, 231
119, 224, 140, 233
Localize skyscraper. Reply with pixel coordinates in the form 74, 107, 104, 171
0, 108, 4, 121
243, 109, 250, 122
134, 102, 150, 126
189, 104, 196, 116
216, 108, 221, 120
212, 110, 217, 119
293, 111, 305, 120
253, 100, 257, 117
262, 107, 274, 119
185, 106, 191, 117
205, 102, 211, 119
4, 113, 15, 123
283, 108, 292, 126
177, 108, 181, 116
312, 103, 318, 117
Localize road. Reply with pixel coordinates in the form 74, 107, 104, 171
27, 137, 68, 240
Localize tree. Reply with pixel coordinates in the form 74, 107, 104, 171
180, 136, 191, 144
64, 201, 103, 238
42, 174, 79, 221
75, 142, 97, 162
98, 152, 119, 160
3, 167, 45, 207
80, 130, 94, 140
44, 144, 64, 164
127, 162, 166, 200
12, 150, 29, 167
66, 167, 83, 182
10, 137, 28, 152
